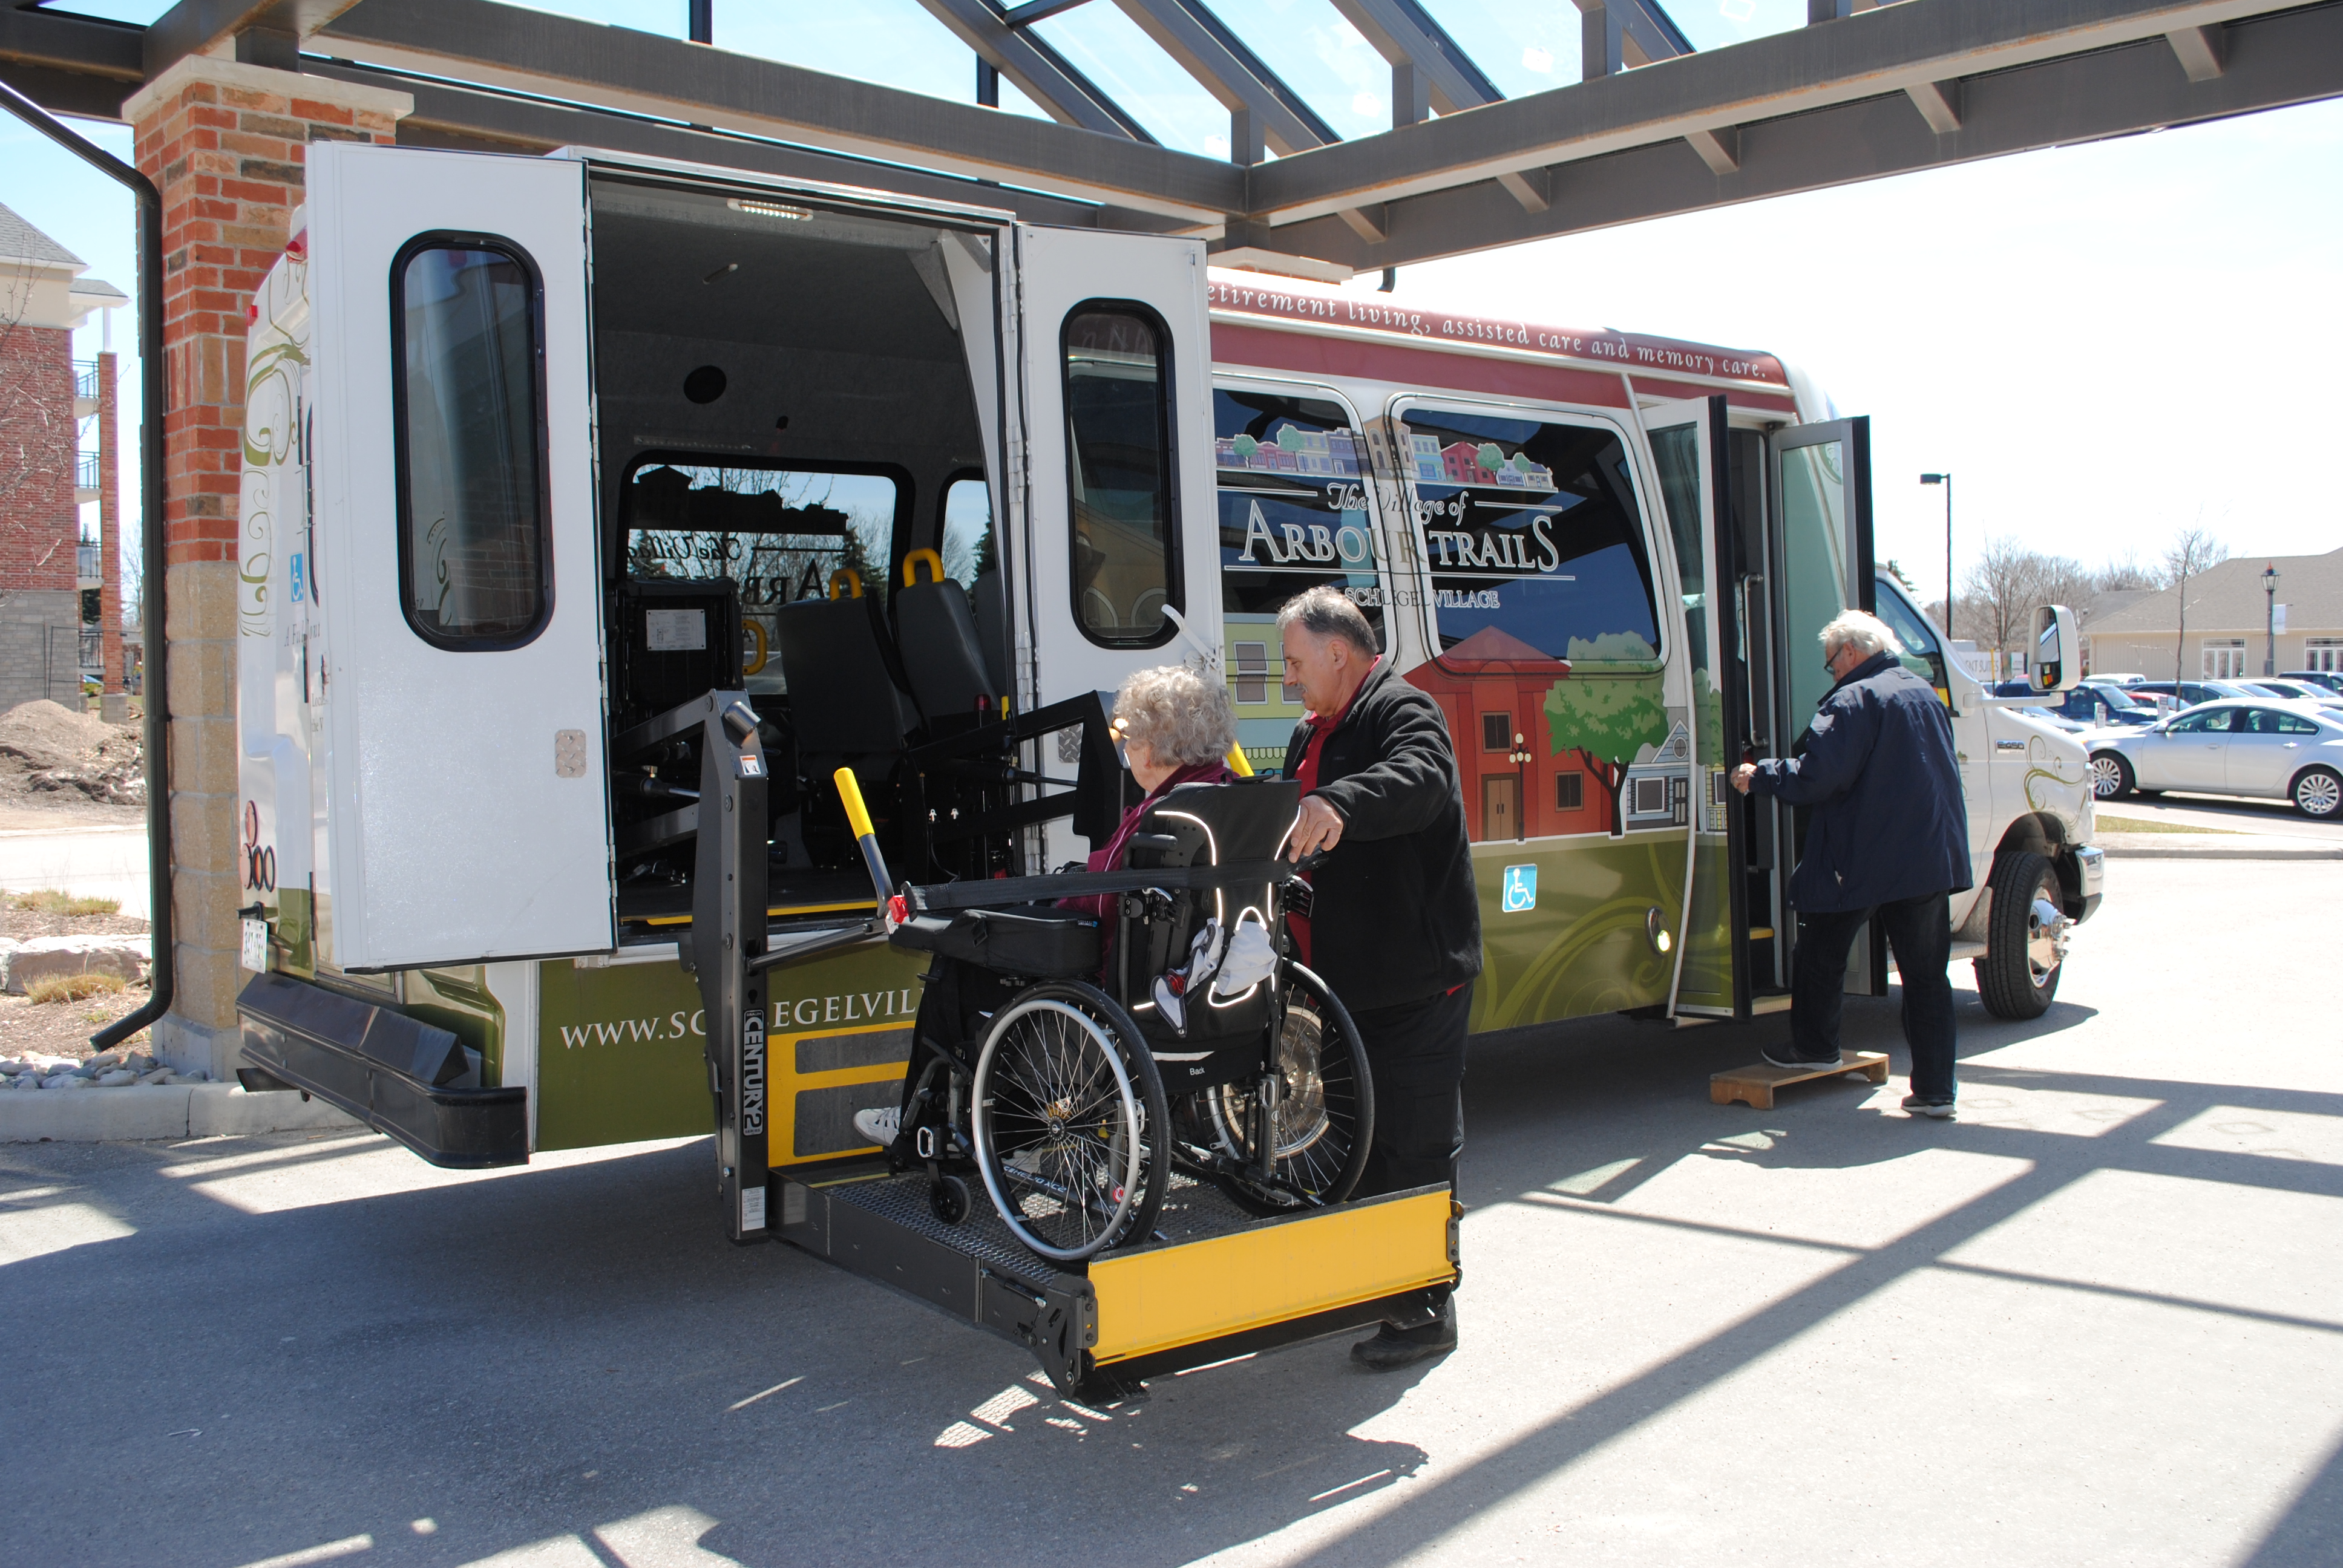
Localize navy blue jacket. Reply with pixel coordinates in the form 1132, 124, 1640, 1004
1748, 650, 1971, 913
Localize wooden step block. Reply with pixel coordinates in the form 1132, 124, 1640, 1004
1710, 1051, 1890, 1110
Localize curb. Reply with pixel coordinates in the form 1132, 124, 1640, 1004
2097, 844, 2343, 860
0, 1084, 359, 1143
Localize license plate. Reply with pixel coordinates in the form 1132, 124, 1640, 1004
240, 918, 268, 972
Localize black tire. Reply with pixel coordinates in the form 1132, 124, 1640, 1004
971, 980, 1169, 1263
1976, 851, 2068, 1021
2292, 766, 2342, 820
1206, 961, 1375, 1216
2088, 752, 2133, 800
929, 1173, 972, 1226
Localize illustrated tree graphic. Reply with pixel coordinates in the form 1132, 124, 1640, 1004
1544, 667, 1671, 837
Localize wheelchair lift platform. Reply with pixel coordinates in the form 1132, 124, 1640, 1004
778, 1166, 1457, 1396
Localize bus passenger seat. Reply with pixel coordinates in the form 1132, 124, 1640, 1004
773, 596, 920, 772
972, 566, 1010, 698
895, 573, 994, 720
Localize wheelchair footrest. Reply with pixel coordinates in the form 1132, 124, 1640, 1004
774, 1168, 1457, 1394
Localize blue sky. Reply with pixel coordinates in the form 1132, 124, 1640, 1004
5, 29, 2338, 597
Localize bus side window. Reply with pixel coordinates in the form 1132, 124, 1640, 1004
392, 237, 549, 648
1872, 579, 1952, 700
1063, 304, 1178, 648
1213, 387, 1382, 769
1397, 407, 1660, 667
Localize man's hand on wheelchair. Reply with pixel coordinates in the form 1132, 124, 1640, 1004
1288, 794, 1346, 860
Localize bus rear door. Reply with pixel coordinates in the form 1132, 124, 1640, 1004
308, 144, 614, 969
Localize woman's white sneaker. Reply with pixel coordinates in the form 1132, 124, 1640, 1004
852, 1105, 902, 1146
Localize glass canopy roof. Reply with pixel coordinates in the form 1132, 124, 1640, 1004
32, 0, 1821, 159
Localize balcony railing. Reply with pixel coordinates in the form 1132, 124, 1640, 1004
78, 627, 102, 677
75, 451, 99, 493
73, 360, 100, 402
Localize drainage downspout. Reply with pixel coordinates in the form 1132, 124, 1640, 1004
0, 82, 175, 1050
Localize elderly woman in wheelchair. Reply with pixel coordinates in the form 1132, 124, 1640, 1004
848, 663, 1375, 1264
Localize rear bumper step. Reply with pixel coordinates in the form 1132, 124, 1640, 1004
777, 1168, 1457, 1396
237, 972, 525, 1168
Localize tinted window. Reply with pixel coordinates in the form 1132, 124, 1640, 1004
1065, 305, 1177, 646
2171, 710, 2235, 734
2244, 708, 2321, 735
395, 240, 547, 646
940, 475, 993, 592
622, 459, 900, 697
1399, 408, 1659, 665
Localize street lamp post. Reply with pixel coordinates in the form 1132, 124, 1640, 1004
1921, 472, 1951, 642
2264, 564, 2279, 676
1509, 731, 1533, 843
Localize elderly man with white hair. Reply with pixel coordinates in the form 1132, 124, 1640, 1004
1731, 609, 1972, 1118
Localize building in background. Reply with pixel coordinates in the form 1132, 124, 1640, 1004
2087, 547, 2343, 681
0, 198, 123, 712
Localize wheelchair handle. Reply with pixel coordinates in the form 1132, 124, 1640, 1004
1288, 849, 1331, 875
832, 767, 896, 909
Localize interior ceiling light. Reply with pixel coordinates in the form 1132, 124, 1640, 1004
727, 198, 811, 220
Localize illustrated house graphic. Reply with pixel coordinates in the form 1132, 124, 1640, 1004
1404, 626, 1585, 842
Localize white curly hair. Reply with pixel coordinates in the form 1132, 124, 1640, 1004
1113, 663, 1237, 768
1819, 609, 1902, 660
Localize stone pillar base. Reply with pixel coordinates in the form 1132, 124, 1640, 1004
100, 693, 130, 724
154, 1009, 243, 1082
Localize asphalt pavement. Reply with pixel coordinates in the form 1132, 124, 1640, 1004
3, 857, 2338, 1568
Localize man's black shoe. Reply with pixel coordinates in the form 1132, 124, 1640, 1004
1761, 1045, 1844, 1071
1351, 1304, 1457, 1371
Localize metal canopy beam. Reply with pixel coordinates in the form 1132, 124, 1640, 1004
911, 0, 1151, 140
306, 0, 1238, 221
1247, 0, 2317, 227
1110, 0, 1333, 157
1258, 2, 2343, 272
1325, 0, 1499, 117
142, 0, 365, 80
297, 59, 1186, 234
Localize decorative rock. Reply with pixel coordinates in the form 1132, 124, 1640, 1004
87, 1051, 125, 1071
48, 1076, 94, 1091
135, 1068, 172, 1085
0, 1060, 24, 1076
96, 1070, 137, 1086
0, 935, 152, 995
125, 1053, 156, 1073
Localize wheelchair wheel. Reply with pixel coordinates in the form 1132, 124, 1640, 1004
1206, 961, 1374, 1215
971, 981, 1170, 1263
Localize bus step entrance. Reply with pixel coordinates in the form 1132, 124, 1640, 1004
776, 1167, 1457, 1398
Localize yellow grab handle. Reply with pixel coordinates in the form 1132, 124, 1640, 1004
741, 616, 768, 676
1226, 745, 1255, 778
901, 547, 945, 587
834, 766, 876, 840
828, 567, 863, 599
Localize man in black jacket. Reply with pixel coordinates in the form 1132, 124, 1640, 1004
1278, 586, 1480, 1369
1732, 609, 1972, 1117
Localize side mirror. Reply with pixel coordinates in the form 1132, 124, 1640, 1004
2030, 604, 2080, 694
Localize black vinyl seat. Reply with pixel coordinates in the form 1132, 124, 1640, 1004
894, 556, 995, 722
772, 590, 920, 775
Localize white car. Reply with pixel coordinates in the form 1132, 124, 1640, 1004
2088, 699, 2343, 817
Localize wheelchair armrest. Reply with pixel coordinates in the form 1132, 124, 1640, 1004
906, 859, 1297, 915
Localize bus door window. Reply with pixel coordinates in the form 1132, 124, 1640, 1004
620, 457, 906, 707
1213, 386, 1384, 773
1394, 405, 1666, 841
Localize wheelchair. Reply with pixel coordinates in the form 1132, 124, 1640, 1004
877, 775, 1377, 1263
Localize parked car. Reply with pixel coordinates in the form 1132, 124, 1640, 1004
2129, 679, 2259, 709
2242, 678, 2334, 702
1995, 679, 2159, 727
2282, 670, 2343, 694
2093, 672, 2149, 686
2088, 699, 2343, 817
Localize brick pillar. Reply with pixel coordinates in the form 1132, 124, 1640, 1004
125, 58, 411, 1075
95, 348, 124, 724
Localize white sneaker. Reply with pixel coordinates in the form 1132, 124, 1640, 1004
851, 1105, 901, 1147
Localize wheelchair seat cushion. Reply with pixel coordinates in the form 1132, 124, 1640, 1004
891, 905, 1101, 978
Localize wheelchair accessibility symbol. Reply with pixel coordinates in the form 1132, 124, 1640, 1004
1501, 864, 1537, 913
